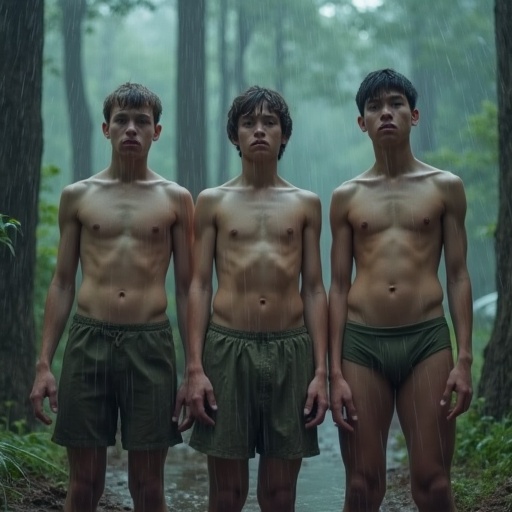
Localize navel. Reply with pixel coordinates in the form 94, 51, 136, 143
230, 229, 238, 236
119, 291, 126, 298
152, 226, 160, 233
423, 217, 430, 225
93, 224, 100, 231
259, 297, 266, 305
389, 285, 396, 293
286, 228, 294, 235
361, 221, 368, 229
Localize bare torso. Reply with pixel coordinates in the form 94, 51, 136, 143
346, 168, 447, 326
72, 174, 179, 324
209, 182, 314, 332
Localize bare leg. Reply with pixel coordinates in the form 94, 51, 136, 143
64, 447, 107, 512
396, 349, 456, 512
128, 448, 169, 512
207, 456, 249, 512
340, 361, 395, 512
257, 456, 302, 512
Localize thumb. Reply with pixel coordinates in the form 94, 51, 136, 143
303, 396, 314, 416
49, 388, 58, 413
440, 384, 452, 407
206, 389, 217, 411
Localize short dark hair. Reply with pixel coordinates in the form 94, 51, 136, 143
103, 83, 163, 124
226, 86, 293, 160
355, 69, 418, 116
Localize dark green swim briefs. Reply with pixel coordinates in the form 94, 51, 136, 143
189, 323, 319, 460
53, 314, 182, 450
343, 316, 453, 387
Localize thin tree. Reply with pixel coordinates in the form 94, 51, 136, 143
0, 0, 44, 427
478, 0, 512, 419
177, 0, 207, 198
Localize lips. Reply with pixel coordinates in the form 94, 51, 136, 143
122, 140, 140, 146
379, 123, 396, 131
251, 140, 269, 147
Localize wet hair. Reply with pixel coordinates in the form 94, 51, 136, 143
103, 83, 163, 124
355, 69, 418, 116
226, 85, 293, 160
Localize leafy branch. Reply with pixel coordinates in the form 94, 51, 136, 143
0, 215, 22, 256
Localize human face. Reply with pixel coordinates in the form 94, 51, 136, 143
102, 104, 161, 157
357, 90, 419, 144
232, 102, 287, 161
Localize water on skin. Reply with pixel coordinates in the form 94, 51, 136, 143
104, 417, 413, 511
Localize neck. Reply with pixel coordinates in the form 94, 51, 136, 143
240, 158, 279, 187
109, 154, 149, 182
372, 143, 416, 177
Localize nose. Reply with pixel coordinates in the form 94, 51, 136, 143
254, 121, 265, 136
126, 119, 137, 134
380, 105, 392, 119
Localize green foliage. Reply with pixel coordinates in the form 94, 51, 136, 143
453, 398, 512, 510
0, 215, 22, 257
0, 414, 66, 508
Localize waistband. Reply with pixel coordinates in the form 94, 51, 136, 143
208, 322, 308, 341
73, 313, 170, 332
345, 316, 448, 337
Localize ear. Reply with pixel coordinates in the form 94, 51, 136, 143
357, 116, 367, 133
411, 108, 419, 126
102, 122, 110, 138
152, 124, 162, 141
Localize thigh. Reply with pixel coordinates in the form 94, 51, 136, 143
128, 448, 168, 483
257, 456, 302, 510
264, 330, 318, 459
396, 348, 456, 479
54, 323, 117, 447
67, 446, 107, 485
120, 326, 182, 450
340, 360, 395, 476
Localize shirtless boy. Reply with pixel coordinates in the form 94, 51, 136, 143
328, 69, 473, 512
184, 86, 328, 512
30, 83, 193, 512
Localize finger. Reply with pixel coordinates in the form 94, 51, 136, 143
205, 389, 217, 411
49, 389, 58, 413
440, 382, 453, 407
345, 399, 358, 423
172, 397, 185, 423
305, 402, 327, 429
331, 407, 354, 433
303, 395, 315, 416
178, 414, 194, 432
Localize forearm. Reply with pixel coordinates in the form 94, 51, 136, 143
302, 288, 328, 376
328, 287, 349, 379
175, 287, 189, 363
447, 273, 473, 363
186, 285, 213, 373
37, 282, 75, 369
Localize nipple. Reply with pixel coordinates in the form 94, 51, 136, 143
361, 221, 368, 229
423, 217, 430, 225
230, 229, 238, 236
93, 224, 100, 230
287, 228, 294, 235
152, 226, 159, 233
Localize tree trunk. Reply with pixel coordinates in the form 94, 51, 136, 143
477, 0, 512, 419
60, 0, 93, 182
177, 0, 206, 198
216, 0, 230, 185
0, 0, 44, 428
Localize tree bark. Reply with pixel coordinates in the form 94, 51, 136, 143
477, 0, 512, 419
0, 0, 44, 428
177, 0, 206, 198
60, 0, 93, 182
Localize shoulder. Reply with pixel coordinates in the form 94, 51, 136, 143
331, 172, 368, 206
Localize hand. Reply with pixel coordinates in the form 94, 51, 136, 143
441, 360, 473, 420
30, 367, 58, 425
329, 375, 357, 432
303, 375, 328, 429
187, 370, 217, 426
172, 380, 193, 432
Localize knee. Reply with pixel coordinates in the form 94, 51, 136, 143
209, 482, 247, 512
346, 473, 386, 511
257, 484, 296, 512
128, 473, 165, 509
411, 473, 454, 512
67, 474, 104, 510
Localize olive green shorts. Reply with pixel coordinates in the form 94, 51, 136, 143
343, 316, 453, 387
53, 314, 182, 450
189, 323, 319, 460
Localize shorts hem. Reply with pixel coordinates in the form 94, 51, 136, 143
123, 438, 183, 451
52, 437, 114, 448
188, 443, 319, 460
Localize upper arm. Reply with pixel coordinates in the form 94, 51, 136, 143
301, 193, 324, 292
441, 174, 469, 281
191, 190, 218, 290
52, 186, 81, 289
329, 186, 353, 295
170, 187, 194, 294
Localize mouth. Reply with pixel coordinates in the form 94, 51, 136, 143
379, 124, 396, 131
251, 141, 269, 147
123, 139, 140, 146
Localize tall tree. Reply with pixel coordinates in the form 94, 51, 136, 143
0, 0, 44, 427
478, 0, 512, 419
177, 0, 206, 197
60, 0, 93, 181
